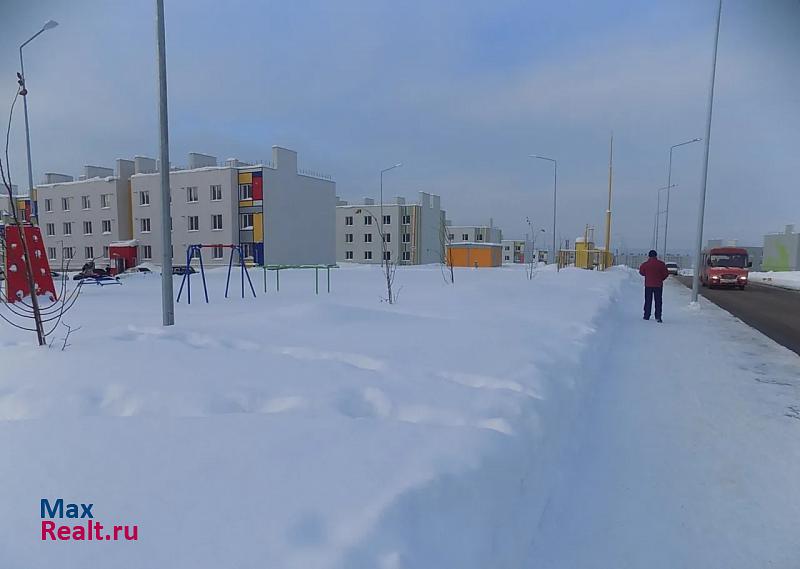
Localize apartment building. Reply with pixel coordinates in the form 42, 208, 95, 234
0, 185, 30, 225
131, 146, 335, 267
446, 221, 503, 245
36, 161, 134, 269
501, 239, 548, 264
335, 192, 445, 265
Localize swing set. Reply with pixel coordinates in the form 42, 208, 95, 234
176, 244, 256, 304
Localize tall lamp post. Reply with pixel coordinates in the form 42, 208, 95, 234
379, 163, 402, 267
663, 137, 701, 257
692, 0, 723, 303
156, 0, 174, 325
17, 20, 58, 347
654, 184, 677, 251
529, 155, 558, 264
19, 19, 58, 223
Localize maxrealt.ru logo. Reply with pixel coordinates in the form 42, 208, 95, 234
40, 499, 139, 541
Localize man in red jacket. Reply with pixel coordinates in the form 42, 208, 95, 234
639, 249, 669, 322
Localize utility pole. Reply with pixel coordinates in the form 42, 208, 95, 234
692, 0, 722, 303
603, 134, 613, 269
156, 0, 174, 325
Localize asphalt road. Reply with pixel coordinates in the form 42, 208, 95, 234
677, 276, 800, 356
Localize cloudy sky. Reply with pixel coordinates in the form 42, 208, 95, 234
1, 0, 798, 252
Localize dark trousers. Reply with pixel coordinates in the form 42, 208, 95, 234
644, 286, 663, 319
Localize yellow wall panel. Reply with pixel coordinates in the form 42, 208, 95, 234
253, 212, 263, 243
238, 172, 253, 184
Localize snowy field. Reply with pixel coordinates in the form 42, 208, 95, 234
1, 264, 799, 568
750, 270, 800, 290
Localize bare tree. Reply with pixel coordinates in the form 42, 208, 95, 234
1, 79, 84, 345
439, 222, 455, 284
354, 206, 401, 304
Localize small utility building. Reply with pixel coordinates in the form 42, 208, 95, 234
446, 242, 502, 268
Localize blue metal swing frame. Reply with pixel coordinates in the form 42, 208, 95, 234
176, 244, 256, 304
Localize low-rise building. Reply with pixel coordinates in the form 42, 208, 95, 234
762, 225, 800, 271
131, 146, 335, 267
446, 242, 502, 268
36, 161, 134, 269
335, 192, 445, 264
446, 221, 502, 245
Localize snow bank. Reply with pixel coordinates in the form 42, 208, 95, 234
0, 264, 626, 568
749, 270, 800, 290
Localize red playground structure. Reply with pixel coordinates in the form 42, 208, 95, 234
3, 225, 57, 303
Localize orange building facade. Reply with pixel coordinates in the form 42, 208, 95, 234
446, 243, 502, 268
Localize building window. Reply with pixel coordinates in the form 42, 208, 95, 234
142, 245, 152, 260
140, 191, 150, 206
364, 251, 372, 260
85, 246, 94, 260
212, 246, 224, 259
504, 245, 510, 251
47, 247, 56, 260
188, 216, 199, 231
345, 233, 353, 243
81, 195, 91, 210
382, 215, 391, 225
505, 255, 510, 261
44, 199, 52, 212
102, 219, 112, 234
345, 251, 353, 260
241, 243, 254, 259
364, 215, 372, 225
63, 222, 72, 236
448, 233, 454, 240
210, 185, 222, 201
462, 233, 468, 241
83, 221, 93, 235
62, 197, 71, 211
63, 247, 74, 260
383, 251, 391, 261
239, 213, 254, 229
345, 216, 353, 226
102, 246, 109, 258
364, 233, 372, 243
402, 214, 411, 225
383, 233, 390, 243
101, 194, 111, 208
212, 214, 223, 230
402, 233, 411, 243
141, 218, 151, 233
402, 251, 411, 261
186, 186, 199, 203
476, 234, 483, 241
238, 184, 252, 200
45, 223, 55, 237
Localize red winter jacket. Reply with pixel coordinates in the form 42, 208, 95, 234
639, 258, 669, 288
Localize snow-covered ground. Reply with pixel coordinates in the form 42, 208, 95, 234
750, 270, 800, 290
1, 264, 798, 567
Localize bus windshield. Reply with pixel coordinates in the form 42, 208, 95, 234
709, 254, 747, 268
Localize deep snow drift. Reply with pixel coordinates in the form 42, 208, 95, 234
1, 264, 625, 568
1, 265, 798, 568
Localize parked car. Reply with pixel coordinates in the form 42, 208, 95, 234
125, 266, 152, 274
172, 266, 196, 276
665, 262, 679, 276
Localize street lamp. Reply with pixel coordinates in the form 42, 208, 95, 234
156, 0, 174, 326
663, 137, 701, 257
379, 163, 402, 267
692, 0, 723, 303
19, 19, 59, 220
653, 184, 677, 251
529, 155, 558, 265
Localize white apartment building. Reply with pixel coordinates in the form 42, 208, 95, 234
131, 146, 336, 267
335, 192, 445, 264
446, 221, 503, 245
501, 239, 548, 264
36, 161, 134, 269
